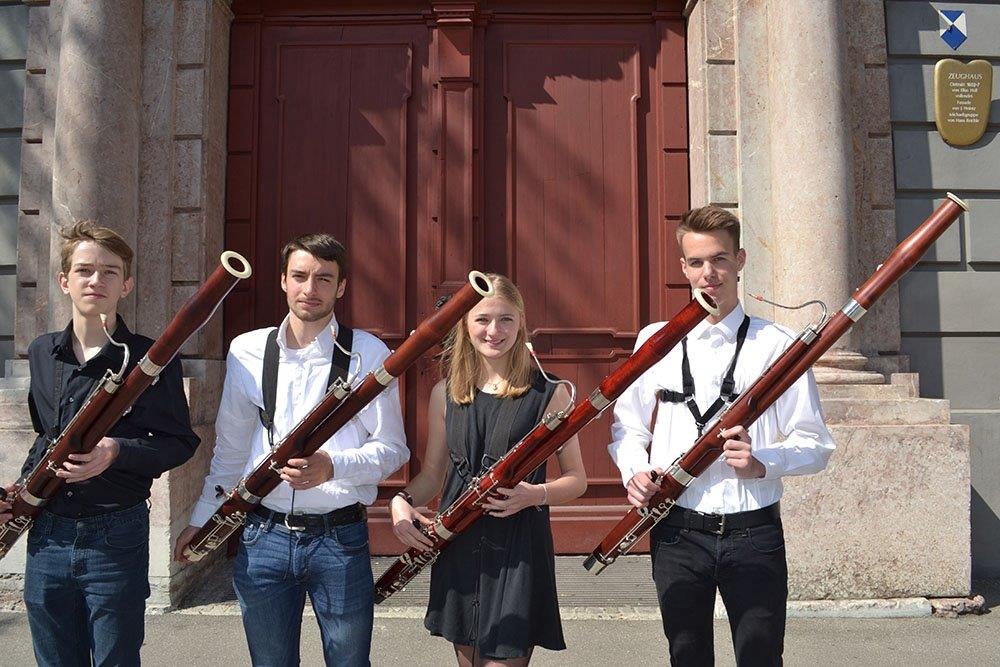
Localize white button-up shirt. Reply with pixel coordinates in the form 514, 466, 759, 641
189, 314, 408, 527
608, 303, 835, 514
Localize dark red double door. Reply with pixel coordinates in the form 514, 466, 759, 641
224, 1, 689, 553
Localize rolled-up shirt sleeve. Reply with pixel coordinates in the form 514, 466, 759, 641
326, 347, 409, 485
188, 350, 261, 527
608, 328, 659, 487
754, 368, 836, 480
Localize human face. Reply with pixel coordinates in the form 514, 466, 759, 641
466, 297, 521, 361
58, 241, 134, 319
679, 229, 746, 319
280, 249, 346, 324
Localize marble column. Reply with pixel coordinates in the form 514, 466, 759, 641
50, 0, 142, 329
767, 0, 868, 375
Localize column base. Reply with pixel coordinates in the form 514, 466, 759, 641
813, 349, 884, 384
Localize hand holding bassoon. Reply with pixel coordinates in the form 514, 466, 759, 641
0, 251, 252, 560
584, 193, 969, 573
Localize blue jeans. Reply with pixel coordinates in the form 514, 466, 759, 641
23, 503, 150, 667
234, 513, 375, 667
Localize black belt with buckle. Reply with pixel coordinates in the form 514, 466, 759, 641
663, 502, 780, 535
252, 502, 366, 531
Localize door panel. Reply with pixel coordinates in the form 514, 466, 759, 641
483, 21, 689, 550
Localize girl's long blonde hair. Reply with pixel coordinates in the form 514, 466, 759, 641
440, 273, 534, 405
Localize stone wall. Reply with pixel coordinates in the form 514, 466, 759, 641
0, 2, 28, 375
0, 0, 234, 607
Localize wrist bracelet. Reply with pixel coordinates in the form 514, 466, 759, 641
394, 490, 413, 505
539, 483, 548, 506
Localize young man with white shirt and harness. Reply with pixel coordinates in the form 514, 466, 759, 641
608, 206, 835, 666
175, 234, 408, 667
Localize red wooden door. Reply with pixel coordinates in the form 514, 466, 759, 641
482, 19, 690, 551
224, 1, 688, 554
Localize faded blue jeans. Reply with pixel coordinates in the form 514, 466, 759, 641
23, 503, 150, 667
233, 512, 375, 666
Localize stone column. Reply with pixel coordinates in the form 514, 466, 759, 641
767, 0, 868, 376
50, 0, 142, 328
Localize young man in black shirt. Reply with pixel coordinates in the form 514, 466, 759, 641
0, 221, 199, 666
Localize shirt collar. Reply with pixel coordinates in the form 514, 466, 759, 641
51, 315, 133, 363
275, 313, 339, 359
690, 302, 746, 343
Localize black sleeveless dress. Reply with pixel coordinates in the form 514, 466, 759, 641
424, 372, 566, 659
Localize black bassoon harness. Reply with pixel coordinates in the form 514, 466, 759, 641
259, 325, 354, 448
657, 315, 751, 436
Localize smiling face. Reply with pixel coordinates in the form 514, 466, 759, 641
58, 241, 134, 319
466, 296, 522, 362
280, 249, 346, 325
679, 229, 746, 319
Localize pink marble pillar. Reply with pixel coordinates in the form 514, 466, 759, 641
50, 0, 142, 329
767, 0, 868, 375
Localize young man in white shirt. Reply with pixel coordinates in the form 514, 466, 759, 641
608, 206, 835, 666
175, 234, 408, 666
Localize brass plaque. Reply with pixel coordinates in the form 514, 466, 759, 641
934, 59, 993, 147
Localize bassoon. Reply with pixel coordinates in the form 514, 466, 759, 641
0, 251, 253, 559
584, 193, 969, 573
373, 289, 720, 603
182, 271, 495, 561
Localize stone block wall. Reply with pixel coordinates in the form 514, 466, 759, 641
0, 1, 28, 375
0, 0, 235, 607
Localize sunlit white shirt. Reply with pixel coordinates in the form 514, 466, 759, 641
608, 303, 834, 514
189, 314, 408, 526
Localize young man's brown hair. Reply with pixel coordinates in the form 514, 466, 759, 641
280, 233, 348, 280
676, 206, 741, 252
59, 221, 135, 279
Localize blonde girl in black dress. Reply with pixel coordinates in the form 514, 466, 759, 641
389, 274, 587, 667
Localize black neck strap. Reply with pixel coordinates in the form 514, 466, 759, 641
259, 325, 353, 446
657, 315, 751, 436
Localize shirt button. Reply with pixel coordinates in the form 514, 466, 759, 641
68, 397, 74, 403
66, 491, 74, 497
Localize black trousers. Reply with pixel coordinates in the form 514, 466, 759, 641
650, 510, 787, 667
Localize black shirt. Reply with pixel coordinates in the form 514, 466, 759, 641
21, 317, 200, 518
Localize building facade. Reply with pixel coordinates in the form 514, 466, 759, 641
0, 0, 993, 607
